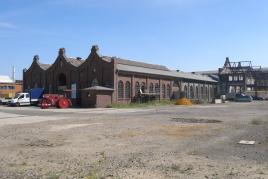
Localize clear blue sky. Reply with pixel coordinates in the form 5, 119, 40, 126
1, 0, 268, 79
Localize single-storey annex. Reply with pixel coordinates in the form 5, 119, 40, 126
23, 45, 218, 107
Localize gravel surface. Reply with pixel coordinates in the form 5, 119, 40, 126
0, 102, 267, 179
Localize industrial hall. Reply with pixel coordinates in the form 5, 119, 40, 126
23, 45, 217, 108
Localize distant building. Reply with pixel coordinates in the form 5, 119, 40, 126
23, 45, 217, 107
0, 75, 22, 98
218, 58, 268, 97
194, 57, 268, 98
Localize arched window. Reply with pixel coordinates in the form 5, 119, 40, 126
118, 81, 124, 99
184, 85, 188, 98
190, 86, 194, 99
149, 83, 154, 93
91, 78, 98, 86
205, 87, 208, 99
58, 73, 67, 86
141, 82, 146, 93
155, 83, 160, 94
167, 84, 171, 98
196, 86, 199, 99
125, 81, 131, 99
201, 86, 204, 99
162, 84, 166, 98
210, 87, 213, 98
135, 82, 140, 95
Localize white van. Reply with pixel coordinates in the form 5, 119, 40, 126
10, 93, 31, 106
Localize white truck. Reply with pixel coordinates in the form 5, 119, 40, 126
10, 88, 44, 106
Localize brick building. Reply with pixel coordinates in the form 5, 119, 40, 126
0, 76, 22, 98
23, 45, 217, 107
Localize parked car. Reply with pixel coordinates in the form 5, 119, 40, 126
251, 96, 264, 100
235, 93, 252, 102
0, 98, 12, 105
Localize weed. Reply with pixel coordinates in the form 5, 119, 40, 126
250, 119, 263, 125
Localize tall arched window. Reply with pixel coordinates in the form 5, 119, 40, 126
201, 86, 204, 99
58, 73, 67, 86
162, 84, 166, 98
125, 81, 131, 99
118, 81, 124, 99
155, 83, 160, 94
210, 87, 213, 98
141, 82, 146, 93
184, 85, 188, 98
190, 86, 194, 99
135, 82, 140, 95
196, 86, 199, 99
149, 83, 154, 93
205, 87, 208, 100
167, 84, 171, 98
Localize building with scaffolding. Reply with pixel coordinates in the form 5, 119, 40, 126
218, 57, 268, 98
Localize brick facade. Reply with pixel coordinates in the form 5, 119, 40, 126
23, 45, 218, 107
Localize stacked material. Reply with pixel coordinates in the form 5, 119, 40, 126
175, 98, 192, 105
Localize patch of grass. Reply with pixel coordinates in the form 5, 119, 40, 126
85, 171, 100, 179
84, 151, 107, 179
191, 99, 209, 104
46, 173, 60, 179
107, 100, 176, 108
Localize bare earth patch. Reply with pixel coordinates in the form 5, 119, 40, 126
0, 102, 267, 178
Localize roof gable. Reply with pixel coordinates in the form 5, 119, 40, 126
47, 48, 84, 70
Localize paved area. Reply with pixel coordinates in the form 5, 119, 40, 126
0, 102, 267, 178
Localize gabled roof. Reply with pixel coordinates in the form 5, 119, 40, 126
39, 63, 51, 70
24, 55, 50, 72
66, 57, 85, 67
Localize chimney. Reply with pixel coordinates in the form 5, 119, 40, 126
59, 48, 66, 56
12, 66, 15, 83
33, 55, 39, 62
91, 45, 99, 53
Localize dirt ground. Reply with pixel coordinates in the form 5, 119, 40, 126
0, 101, 267, 179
